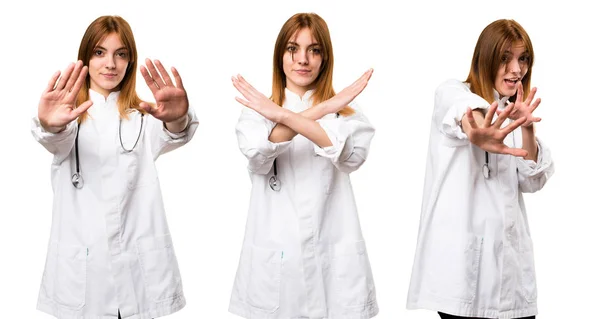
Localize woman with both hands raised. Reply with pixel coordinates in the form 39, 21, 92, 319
32, 15, 197, 319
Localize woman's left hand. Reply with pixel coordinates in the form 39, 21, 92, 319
497, 82, 541, 127
139, 58, 189, 123
232, 74, 286, 123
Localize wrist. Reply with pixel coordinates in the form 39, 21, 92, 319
164, 114, 189, 133
277, 108, 291, 125
40, 118, 66, 134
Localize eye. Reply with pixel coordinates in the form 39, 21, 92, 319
519, 55, 530, 62
116, 51, 129, 59
309, 47, 322, 55
286, 45, 297, 53
94, 49, 104, 56
500, 54, 509, 63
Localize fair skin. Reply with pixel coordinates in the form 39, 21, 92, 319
462, 41, 541, 161
232, 27, 373, 148
283, 28, 322, 96
88, 33, 128, 97
38, 33, 188, 134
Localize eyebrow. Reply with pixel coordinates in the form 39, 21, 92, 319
287, 41, 320, 47
95, 45, 128, 51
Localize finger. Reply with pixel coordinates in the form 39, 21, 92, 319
64, 60, 84, 92
516, 82, 523, 104
140, 65, 159, 95
502, 116, 527, 133
231, 76, 250, 97
71, 100, 94, 118
525, 87, 537, 106
55, 62, 75, 90
365, 68, 374, 81
44, 71, 61, 93
172, 67, 185, 89
144, 58, 165, 87
484, 102, 498, 127
493, 102, 512, 128
68, 66, 89, 100
139, 102, 157, 115
531, 117, 542, 123
466, 108, 478, 129
234, 96, 251, 108
530, 98, 541, 113
236, 74, 261, 98
498, 102, 514, 116
502, 146, 528, 158
153, 60, 174, 87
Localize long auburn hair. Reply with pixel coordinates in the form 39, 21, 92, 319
466, 19, 534, 103
271, 13, 354, 116
76, 15, 145, 122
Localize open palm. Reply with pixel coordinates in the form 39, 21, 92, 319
38, 61, 93, 132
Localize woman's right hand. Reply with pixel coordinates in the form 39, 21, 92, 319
232, 74, 287, 123
465, 101, 528, 157
321, 68, 373, 115
38, 61, 93, 133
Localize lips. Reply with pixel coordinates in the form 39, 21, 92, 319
102, 73, 118, 79
294, 69, 311, 75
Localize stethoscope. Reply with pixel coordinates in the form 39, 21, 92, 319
482, 151, 490, 179
71, 113, 144, 189
269, 158, 281, 191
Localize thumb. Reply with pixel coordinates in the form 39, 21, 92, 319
139, 102, 156, 115
73, 100, 93, 117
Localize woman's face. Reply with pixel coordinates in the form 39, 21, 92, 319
494, 41, 529, 98
282, 27, 323, 96
88, 33, 129, 97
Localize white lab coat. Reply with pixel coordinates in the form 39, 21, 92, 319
407, 79, 555, 319
229, 89, 378, 319
31, 90, 198, 319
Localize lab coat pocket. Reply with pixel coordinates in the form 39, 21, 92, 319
247, 246, 283, 313
136, 235, 183, 302
519, 236, 537, 303
52, 242, 88, 310
422, 232, 483, 303
331, 240, 377, 308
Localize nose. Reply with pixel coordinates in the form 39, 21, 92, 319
294, 49, 309, 65
105, 55, 116, 69
508, 57, 521, 75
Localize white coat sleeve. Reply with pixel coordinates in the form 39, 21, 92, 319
31, 116, 77, 165
313, 103, 375, 174
148, 107, 199, 160
517, 137, 554, 193
235, 107, 292, 175
434, 79, 490, 141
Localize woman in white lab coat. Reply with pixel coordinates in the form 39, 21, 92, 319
407, 19, 554, 319
32, 16, 198, 319
229, 12, 378, 319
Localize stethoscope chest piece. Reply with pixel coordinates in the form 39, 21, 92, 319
482, 164, 490, 179
269, 158, 281, 191
71, 172, 84, 189
482, 151, 490, 179
269, 175, 281, 191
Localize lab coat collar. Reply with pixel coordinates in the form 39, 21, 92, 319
89, 89, 120, 105
285, 88, 315, 102
493, 89, 511, 109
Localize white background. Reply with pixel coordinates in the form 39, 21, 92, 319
1, 0, 598, 318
